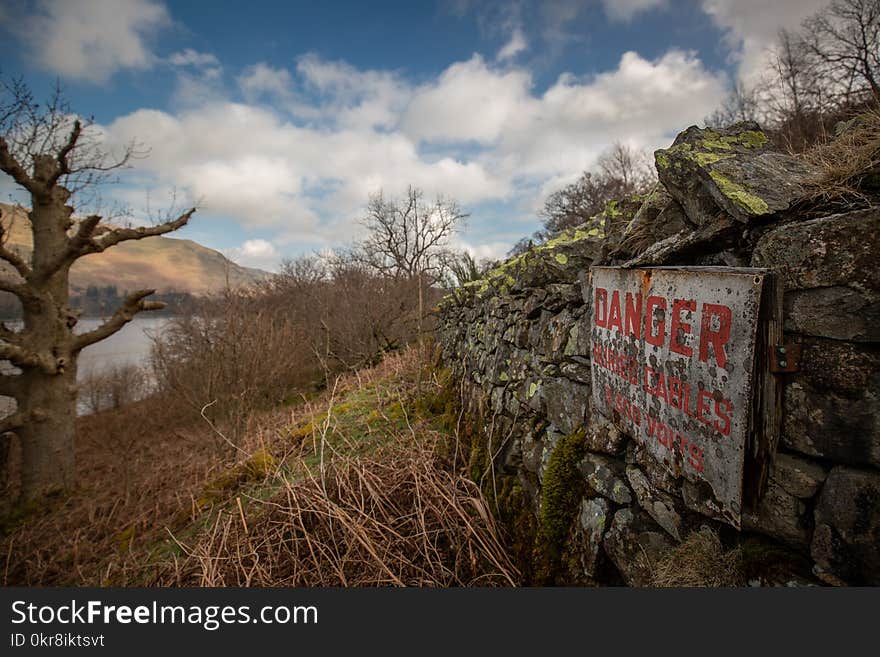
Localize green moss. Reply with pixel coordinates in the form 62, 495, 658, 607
538, 428, 588, 572
528, 381, 539, 398
693, 151, 734, 166
709, 170, 770, 215
656, 152, 670, 168
737, 130, 768, 148
554, 253, 568, 265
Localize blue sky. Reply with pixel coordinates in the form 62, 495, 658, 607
0, 0, 831, 269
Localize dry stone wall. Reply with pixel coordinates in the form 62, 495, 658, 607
436, 122, 880, 586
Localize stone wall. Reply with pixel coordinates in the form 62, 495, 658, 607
436, 122, 880, 586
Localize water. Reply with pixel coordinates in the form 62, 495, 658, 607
0, 316, 172, 416
76, 316, 170, 378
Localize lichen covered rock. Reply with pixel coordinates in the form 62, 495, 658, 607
751, 208, 880, 341
656, 122, 817, 225
604, 508, 675, 586
811, 466, 880, 585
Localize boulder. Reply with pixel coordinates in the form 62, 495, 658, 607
811, 466, 880, 585
613, 183, 690, 260
742, 479, 811, 549
575, 497, 613, 578
604, 508, 675, 587
579, 453, 632, 504
626, 465, 687, 540
543, 378, 590, 436
656, 122, 817, 225
782, 338, 880, 469
770, 452, 828, 499
654, 122, 816, 226
751, 207, 880, 341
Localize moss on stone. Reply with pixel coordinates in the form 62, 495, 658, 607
554, 253, 568, 265
709, 170, 770, 215
538, 427, 588, 572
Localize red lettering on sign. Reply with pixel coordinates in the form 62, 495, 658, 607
714, 399, 732, 436
699, 303, 731, 369
625, 292, 642, 340
645, 295, 667, 347
608, 290, 623, 333
595, 287, 608, 327
689, 443, 704, 473
670, 299, 696, 358
696, 388, 713, 425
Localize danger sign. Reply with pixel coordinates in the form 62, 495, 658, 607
590, 266, 774, 528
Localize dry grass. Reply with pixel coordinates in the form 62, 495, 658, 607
651, 527, 744, 588
801, 108, 880, 208
154, 432, 517, 587
1, 347, 519, 587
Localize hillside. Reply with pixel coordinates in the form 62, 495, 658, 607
0, 203, 269, 295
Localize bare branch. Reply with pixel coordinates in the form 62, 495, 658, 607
0, 372, 23, 399
0, 209, 33, 279
0, 136, 39, 195
0, 339, 46, 371
73, 289, 165, 352
0, 410, 24, 435
84, 208, 196, 255
49, 119, 82, 185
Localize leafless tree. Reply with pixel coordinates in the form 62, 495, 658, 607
802, 0, 880, 102
537, 142, 654, 241
354, 186, 467, 343
706, 80, 764, 128
0, 81, 195, 502
597, 141, 655, 193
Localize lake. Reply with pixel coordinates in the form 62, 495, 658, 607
76, 316, 170, 378
0, 316, 172, 416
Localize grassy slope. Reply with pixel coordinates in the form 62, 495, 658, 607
0, 203, 268, 294
1, 348, 517, 587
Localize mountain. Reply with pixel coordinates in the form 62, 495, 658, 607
0, 203, 270, 295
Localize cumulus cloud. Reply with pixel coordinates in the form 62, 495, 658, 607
238, 63, 294, 101
225, 239, 282, 270
167, 49, 220, 69
7, 0, 171, 83
497, 27, 528, 61
601, 0, 668, 23
101, 47, 724, 254
701, 0, 831, 84
402, 55, 532, 143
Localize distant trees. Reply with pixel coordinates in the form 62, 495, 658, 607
353, 185, 468, 341
512, 141, 655, 255
0, 81, 194, 502
710, 0, 880, 150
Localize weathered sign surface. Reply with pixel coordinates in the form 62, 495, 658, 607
590, 266, 770, 528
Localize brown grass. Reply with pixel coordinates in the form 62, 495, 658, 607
651, 527, 744, 588
801, 108, 880, 208
1, 347, 519, 587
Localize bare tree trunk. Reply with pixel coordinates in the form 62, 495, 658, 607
417, 271, 424, 393
16, 366, 77, 499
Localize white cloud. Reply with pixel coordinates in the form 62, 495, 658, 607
601, 0, 667, 23
225, 239, 281, 271
402, 55, 532, 143
238, 63, 293, 100
168, 49, 220, 69
10, 0, 171, 83
497, 27, 528, 61
701, 0, 831, 84
101, 48, 724, 256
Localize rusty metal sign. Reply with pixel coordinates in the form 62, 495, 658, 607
590, 266, 771, 528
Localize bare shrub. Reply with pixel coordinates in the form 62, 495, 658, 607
150, 289, 312, 446
79, 363, 149, 413
156, 411, 518, 586
652, 527, 744, 587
